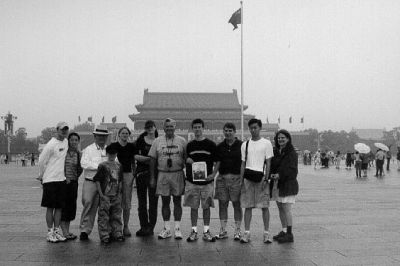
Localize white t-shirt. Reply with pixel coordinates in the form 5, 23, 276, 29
38, 137, 68, 183
241, 138, 273, 172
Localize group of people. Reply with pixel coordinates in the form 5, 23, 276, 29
38, 118, 299, 245
310, 147, 400, 179
0, 153, 35, 166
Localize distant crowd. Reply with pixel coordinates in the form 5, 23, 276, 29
0, 152, 36, 166
303, 147, 400, 178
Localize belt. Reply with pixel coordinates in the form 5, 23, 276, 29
85, 178, 95, 182
158, 169, 183, 173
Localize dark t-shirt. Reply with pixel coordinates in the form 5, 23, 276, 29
93, 161, 123, 196
186, 138, 216, 185
216, 138, 242, 175
134, 135, 153, 173
108, 142, 136, 173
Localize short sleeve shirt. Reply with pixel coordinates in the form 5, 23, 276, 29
108, 142, 136, 173
216, 138, 242, 175
148, 135, 187, 172
186, 138, 216, 185
93, 161, 123, 196
241, 138, 273, 172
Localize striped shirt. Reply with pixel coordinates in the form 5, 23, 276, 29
65, 150, 81, 181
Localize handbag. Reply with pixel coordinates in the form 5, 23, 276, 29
243, 140, 265, 183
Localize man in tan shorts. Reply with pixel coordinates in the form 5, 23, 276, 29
184, 119, 218, 242
240, 119, 274, 244
149, 118, 187, 240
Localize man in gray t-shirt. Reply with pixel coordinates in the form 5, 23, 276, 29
149, 118, 187, 240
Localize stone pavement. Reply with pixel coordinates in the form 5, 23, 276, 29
1, 163, 400, 265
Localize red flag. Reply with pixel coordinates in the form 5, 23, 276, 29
228, 8, 241, 30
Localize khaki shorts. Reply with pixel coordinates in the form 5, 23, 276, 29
214, 174, 241, 202
183, 182, 215, 209
240, 179, 270, 209
156, 171, 185, 197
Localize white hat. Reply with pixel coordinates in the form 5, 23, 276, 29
56, 122, 69, 129
93, 125, 110, 135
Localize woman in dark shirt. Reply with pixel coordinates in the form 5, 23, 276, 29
61, 132, 83, 240
270, 129, 299, 243
134, 120, 159, 236
108, 127, 136, 237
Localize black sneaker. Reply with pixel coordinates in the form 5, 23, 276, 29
273, 231, 286, 241
136, 228, 148, 237
79, 232, 89, 241
277, 233, 294, 243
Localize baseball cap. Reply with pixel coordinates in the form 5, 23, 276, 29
56, 122, 69, 130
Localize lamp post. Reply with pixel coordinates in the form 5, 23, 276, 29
1, 112, 17, 155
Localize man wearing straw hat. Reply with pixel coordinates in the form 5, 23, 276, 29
79, 125, 110, 240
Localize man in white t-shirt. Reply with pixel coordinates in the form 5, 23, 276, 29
239, 119, 274, 244
38, 122, 69, 243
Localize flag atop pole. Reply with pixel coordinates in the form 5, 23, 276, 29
112, 116, 117, 123
228, 8, 241, 30
301, 116, 304, 123
229, 2, 244, 139
289, 116, 292, 123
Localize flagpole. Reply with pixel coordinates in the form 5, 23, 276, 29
240, 0, 244, 140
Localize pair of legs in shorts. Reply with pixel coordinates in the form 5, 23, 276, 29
183, 181, 215, 241
156, 171, 185, 239
214, 174, 242, 238
41, 181, 67, 242
240, 178, 271, 243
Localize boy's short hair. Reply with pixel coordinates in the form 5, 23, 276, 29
106, 145, 118, 155
191, 118, 204, 128
223, 122, 236, 132
248, 118, 262, 128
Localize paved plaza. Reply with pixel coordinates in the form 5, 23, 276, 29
0, 163, 400, 265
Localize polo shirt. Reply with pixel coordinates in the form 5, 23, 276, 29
216, 138, 242, 175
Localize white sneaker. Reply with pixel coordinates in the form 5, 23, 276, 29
46, 229, 58, 243
53, 227, 67, 242
174, 228, 183, 240
158, 228, 172, 239
263, 232, 272, 244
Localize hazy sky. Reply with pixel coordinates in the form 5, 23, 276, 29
1, 0, 399, 137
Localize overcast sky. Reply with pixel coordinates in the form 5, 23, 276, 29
1, 0, 399, 137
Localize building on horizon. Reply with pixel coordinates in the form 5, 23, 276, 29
129, 89, 255, 131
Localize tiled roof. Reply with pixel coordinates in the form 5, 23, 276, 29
135, 89, 247, 111
130, 112, 254, 120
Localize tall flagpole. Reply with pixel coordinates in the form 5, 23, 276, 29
240, 1, 244, 140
